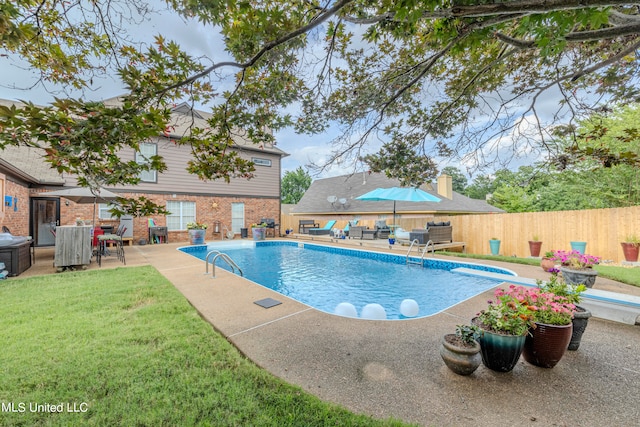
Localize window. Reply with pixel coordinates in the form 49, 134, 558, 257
166, 201, 196, 231
98, 203, 117, 219
231, 203, 244, 233
251, 157, 272, 167
136, 143, 157, 182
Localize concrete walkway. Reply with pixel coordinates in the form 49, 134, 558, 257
19, 241, 640, 426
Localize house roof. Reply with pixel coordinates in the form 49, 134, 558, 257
0, 98, 66, 184
0, 97, 288, 185
102, 97, 288, 157
290, 172, 503, 215
0, 145, 66, 185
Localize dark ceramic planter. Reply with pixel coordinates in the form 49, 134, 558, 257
559, 266, 597, 288
476, 328, 526, 373
568, 305, 592, 351
440, 334, 481, 376
523, 322, 573, 368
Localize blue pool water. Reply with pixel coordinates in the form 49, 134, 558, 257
180, 241, 514, 320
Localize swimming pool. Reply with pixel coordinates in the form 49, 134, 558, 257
179, 241, 515, 320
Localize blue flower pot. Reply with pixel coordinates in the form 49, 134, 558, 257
476, 328, 526, 372
570, 241, 587, 254
489, 239, 501, 256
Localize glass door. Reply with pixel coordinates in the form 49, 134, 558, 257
30, 198, 60, 247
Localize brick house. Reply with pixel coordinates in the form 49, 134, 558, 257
0, 99, 287, 247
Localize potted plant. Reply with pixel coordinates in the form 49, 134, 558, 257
569, 240, 587, 254
620, 234, 640, 263
251, 222, 267, 241
388, 233, 396, 245
440, 324, 482, 376
528, 235, 542, 257
187, 222, 208, 245
472, 285, 536, 372
537, 273, 590, 351
507, 285, 575, 368
550, 249, 600, 288
489, 237, 501, 256
540, 250, 556, 272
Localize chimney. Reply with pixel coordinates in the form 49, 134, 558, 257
437, 174, 453, 199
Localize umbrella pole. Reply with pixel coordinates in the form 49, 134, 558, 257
393, 201, 396, 228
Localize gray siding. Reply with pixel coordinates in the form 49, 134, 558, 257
112, 138, 282, 197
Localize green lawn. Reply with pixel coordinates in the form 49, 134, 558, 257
437, 251, 640, 287
0, 267, 412, 427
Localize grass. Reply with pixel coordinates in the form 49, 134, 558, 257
0, 266, 413, 427
437, 251, 640, 287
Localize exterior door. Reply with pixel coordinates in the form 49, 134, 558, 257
30, 197, 60, 247
231, 203, 245, 234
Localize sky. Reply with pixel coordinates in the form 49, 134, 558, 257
0, 5, 365, 181
0, 3, 542, 183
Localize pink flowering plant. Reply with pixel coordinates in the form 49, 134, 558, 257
550, 250, 600, 270
505, 285, 575, 326
475, 286, 537, 336
536, 273, 586, 305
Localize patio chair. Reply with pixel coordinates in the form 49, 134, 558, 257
374, 220, 391, 239
97, 224, 126, 266
308, 220, 337, 235
344, 220, 358, 237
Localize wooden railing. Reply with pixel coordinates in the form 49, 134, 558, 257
280, 206, 640, 263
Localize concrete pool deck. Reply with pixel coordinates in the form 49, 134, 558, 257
20, 241, 640, 426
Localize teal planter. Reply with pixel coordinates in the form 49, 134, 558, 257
476, 328, 526, 372
489, 239, 501, 256
570, 241, 587, 254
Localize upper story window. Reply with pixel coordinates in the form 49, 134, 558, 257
136, 143, 157, 182
251, 157, 272, 167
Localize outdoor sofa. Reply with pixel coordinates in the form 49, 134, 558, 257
407, 222, 453, 244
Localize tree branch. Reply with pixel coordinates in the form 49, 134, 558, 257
160, 0, 354, 95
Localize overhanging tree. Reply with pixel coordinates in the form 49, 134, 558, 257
281, 167, 312, 204
1, 0, 639, 215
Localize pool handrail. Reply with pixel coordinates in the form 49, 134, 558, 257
406, 239, 435, 267
205, 250, 244, 278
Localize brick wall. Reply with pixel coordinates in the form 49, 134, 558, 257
1, 180, 31, 236
3, 187, 280, 244
94, 192, 280, 244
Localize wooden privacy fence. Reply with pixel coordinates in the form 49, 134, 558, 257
281, 206, 640, 263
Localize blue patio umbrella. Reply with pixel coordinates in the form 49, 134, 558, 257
355, 187, 441, 226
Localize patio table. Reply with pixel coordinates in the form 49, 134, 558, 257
362, 230, 377, 240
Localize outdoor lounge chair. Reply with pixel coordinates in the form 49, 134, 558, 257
308, 220, 337, 235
